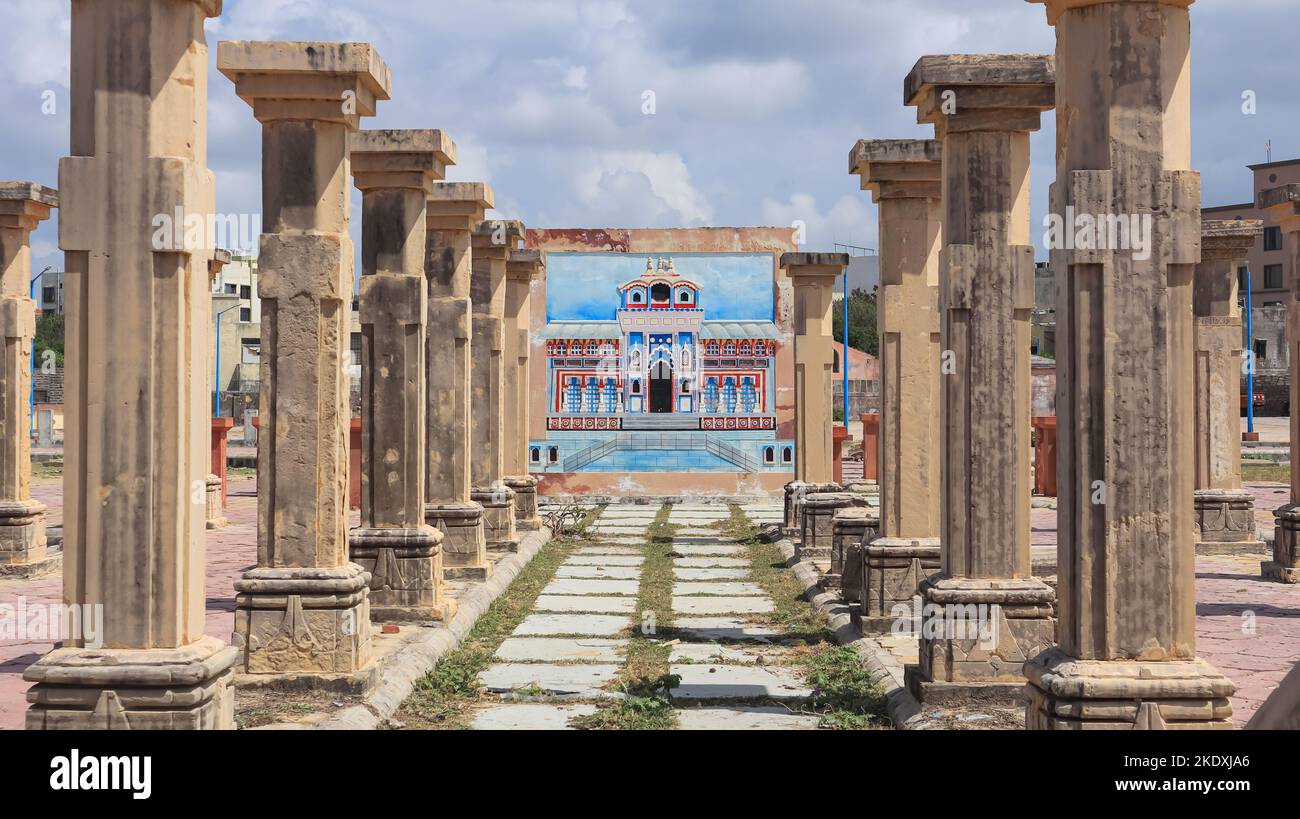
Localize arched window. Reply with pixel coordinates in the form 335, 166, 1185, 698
681, 378, 691, 394
677, 288, 692, 303
530, 447, 540, 464
549, 446, 559, 463
650, 282, 671, 302
630, 290, 643, 304
764, 447, 775, 464
782, 447, 792, 463
631, 379, 641, 395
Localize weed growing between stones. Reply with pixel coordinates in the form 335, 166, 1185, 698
574, 504, 679, 730
800, 644, 888, 729
393, 504, 604, 729
725, 506, 827, 642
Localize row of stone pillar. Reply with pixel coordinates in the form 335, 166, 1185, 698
787, 0, 1250, 728
9, 1, 543, 729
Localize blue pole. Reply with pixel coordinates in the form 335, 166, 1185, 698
842, 269, 849, 423
28, 268, 46, 434
1245, 266, 1254, 435
214, 316, 221, 418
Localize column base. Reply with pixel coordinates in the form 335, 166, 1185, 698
0, 499, 48, 569
832, 507, 876, 603
24, 635, 237, 730
1266, 505, 1300, 583
909, 575, 1055, 707
860, 536, 942, 635
1193, 489, 1263, 554
204, 475, 228, 530
504, 475, 541, 531
232, 564, 375, 689
783, 480, 840, 536
1024, 647, 1235, 729
797, 491, 862, 569
426, 501, 490, 580
472, 483, 519, 551
350, 526, 455, 623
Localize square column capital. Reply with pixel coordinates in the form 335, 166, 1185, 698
472, 219, 525, 260
217, 40, 391, 127
0, 182, 58, 230
351, 129, 456, 193
1259, 185, 1300, 234
427, 182, 494, 233
507, 249, 545, 281
782, 252, 848, 284
905, 54, 1054, 136
1200, 220, 1262, 262
849, 139, 942, 202
1028, 0, 1194, 27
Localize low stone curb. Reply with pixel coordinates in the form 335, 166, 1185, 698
313, 527, 554, 730
776, 538, 935, 731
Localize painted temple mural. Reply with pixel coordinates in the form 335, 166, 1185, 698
529, 252, 793, 474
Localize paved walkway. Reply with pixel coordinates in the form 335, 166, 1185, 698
468, 501, 829, 730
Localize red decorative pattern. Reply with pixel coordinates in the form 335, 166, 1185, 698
699, 416, 775, 431
548, 416, 622, 431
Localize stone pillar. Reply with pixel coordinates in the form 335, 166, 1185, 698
349, 129, 454, 622
1194, 221, 1264, 555
24, 0, 236, 729
0, 182, 55, 578
425, 183, 494, 579
849, 139, 945, 633
902, 55, 1056, 705
503, 249, 544, 531
1261, 185, 1300, 582
470, 219, 525, 551
219, 41, 391, 684
1025, 0, 1235, 729
784, 252, 846, 541
834, 506, 878, 603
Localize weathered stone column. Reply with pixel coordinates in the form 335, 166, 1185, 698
1261, 185, 1300, 583
0, 183, 55, 579
1025, 0, 1235, 729
1194, 221, 1264, 555
425, 183, 494, 578
349, 130, 454, 622
783, 252, 846, 538
219, 41, 390, 683
849, 139, 944, 632
24, 0, 236, 729
503, 248, 544, 531
903, 55, 1056, 705
471, 219, 525, 551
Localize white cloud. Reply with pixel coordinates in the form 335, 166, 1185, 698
575, 151, 714, 226
761, 193, 873, 251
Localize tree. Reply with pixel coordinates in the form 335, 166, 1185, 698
831, 287, 878, 357
34, 312, 64, 369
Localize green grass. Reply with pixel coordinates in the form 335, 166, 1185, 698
1243, 463, 1290, 484
722, 506, 827, 642
572, 503, 679, 730
799, 644, 889, 729
393, 504, 603, 729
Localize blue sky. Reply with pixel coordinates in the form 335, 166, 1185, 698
3, 0, 1296, 276
545, 252, 775, 322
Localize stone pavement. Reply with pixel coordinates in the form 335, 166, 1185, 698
466, 501, 826, 730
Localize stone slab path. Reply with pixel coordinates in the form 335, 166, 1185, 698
464, 500, 831, 729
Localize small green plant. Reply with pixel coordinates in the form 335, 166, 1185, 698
803, 645, 887, 729
571, 673, 681, 731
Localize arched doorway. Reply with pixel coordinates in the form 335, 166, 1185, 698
649, 359, 673, 413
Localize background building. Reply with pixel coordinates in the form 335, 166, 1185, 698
1204, 157, 1300, 306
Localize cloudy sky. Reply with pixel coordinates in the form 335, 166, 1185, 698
3, 0, 1296, 275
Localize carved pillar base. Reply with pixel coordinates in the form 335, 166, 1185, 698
782, 480, 803, 536
797, 491, 860, 569
232, 564, 376, 692
1265, 505, 1300, 583
204, 475, 228, 530
858, 536, 942, 634
426, 501, 489, 580
904, 576, 1055, 706
1025, 647, 1235, 730
473, 483, 519, 551
1193, 489, 1263, 554
0, 499, 56, 578
830, 506, 876, 600
504, 475, 540, 531
24, 635, 236, 730
350, 526, 454, 622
